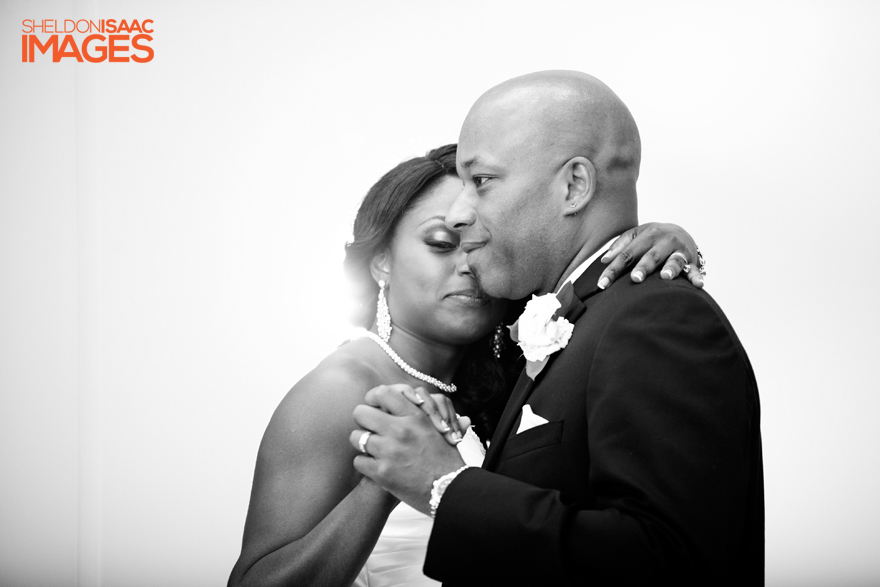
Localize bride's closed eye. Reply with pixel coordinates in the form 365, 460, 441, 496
424, 230, 459, 253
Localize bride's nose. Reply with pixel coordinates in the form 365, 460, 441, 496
455, 255, 474, 277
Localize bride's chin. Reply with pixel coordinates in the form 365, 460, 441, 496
440, 320, 497, 346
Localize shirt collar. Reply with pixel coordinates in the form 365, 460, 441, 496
555, 236, 620, 293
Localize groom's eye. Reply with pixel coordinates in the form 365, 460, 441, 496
473, 176, 490, 187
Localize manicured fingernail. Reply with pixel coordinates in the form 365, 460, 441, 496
632, 270, 644, 282
414, 392, 424, 404
440, 419, 451, 432
452, 431, 462, 442
597, 276, 610, 290
600, 254, 610, 263
661, 269, 673, 280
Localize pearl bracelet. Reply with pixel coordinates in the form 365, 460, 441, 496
429, 466, 469, 518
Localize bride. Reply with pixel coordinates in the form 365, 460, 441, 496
227, 144, 702, 587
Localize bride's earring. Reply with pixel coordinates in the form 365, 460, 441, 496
376, 280, 392, 342
492, 324, 505, 359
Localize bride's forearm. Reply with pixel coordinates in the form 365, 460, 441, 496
230, 477, 398, 587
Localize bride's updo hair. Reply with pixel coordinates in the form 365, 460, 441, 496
343, 144, 523, 440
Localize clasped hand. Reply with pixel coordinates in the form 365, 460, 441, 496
350, 384, 467, 516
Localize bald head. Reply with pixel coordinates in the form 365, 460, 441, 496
463, 70, 640, 198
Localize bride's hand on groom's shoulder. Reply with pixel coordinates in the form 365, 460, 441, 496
598, 222, 705, 290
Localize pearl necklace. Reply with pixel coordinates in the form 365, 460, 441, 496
361, 331, 457, 394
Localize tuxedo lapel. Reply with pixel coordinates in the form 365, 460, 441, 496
483, 368, 534, 470
483, 258, 614, 471
572, 257, 610, 303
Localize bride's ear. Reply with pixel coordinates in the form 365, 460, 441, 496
369, 251, 390, 285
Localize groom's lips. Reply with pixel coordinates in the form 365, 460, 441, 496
460, 240, 487, 254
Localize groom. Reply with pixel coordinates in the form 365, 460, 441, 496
353, 71, 764, 585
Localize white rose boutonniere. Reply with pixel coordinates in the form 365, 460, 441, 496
508, 288, 575, 379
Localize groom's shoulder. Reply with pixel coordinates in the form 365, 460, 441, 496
588, 272, 740, 339
601, 270, 721, 310
573, 274, 755, 391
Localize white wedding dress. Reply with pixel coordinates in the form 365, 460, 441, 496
353, 428, 485, 587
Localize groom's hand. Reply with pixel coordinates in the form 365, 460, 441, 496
350, 384, 465, 516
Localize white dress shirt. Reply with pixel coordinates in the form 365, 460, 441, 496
556, 236, 620, 293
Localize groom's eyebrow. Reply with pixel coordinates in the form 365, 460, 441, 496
460, 156, 479, 169
460, 156, 489, 170
460, 156, 502, 173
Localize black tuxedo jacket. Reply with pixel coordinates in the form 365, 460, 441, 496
424, 259, 764, 586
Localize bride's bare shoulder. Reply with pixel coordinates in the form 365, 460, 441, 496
299, 338, 381, 397
254, 339, 384, 490
269, 339, 381, 435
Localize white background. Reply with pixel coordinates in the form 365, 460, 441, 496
1, 1, 878, 586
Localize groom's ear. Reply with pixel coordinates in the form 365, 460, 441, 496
369, 251, 391, 284
562, 157, 596, 217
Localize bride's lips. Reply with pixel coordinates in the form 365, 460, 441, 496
445, 288, 491, 307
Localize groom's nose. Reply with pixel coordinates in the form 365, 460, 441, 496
445, 185, 477, 231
